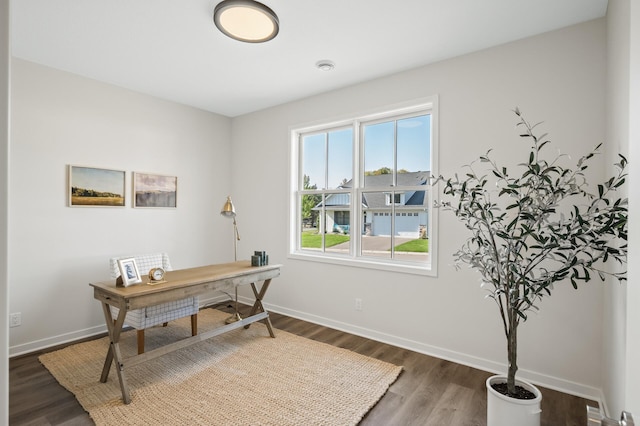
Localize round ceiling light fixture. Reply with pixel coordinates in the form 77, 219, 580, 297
316, 60, 335, 71
214, 0, 279, 43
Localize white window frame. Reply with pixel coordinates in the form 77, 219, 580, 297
288, 97, 439, 276
385, 192, 405, 206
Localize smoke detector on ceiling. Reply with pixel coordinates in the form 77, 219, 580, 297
316, 60, 335, 71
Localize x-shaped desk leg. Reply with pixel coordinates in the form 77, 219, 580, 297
244, 278, 275, 338
99, 302, 132, 404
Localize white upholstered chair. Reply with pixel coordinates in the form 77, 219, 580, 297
109, 253, 199, 354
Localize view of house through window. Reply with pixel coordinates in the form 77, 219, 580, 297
292, 101, 436, 272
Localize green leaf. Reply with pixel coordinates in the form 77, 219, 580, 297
440, 109, 627, 333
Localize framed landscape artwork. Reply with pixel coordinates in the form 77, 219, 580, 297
133, 172, 177, 208
68, 165, 126, 207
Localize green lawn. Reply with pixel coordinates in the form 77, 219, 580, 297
302, 231, 429, 252
394, 239, 429, 252
301, 232, 350, 248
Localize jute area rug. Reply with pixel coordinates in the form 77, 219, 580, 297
39, 308, 402, 425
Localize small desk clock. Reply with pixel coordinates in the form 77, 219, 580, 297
148, 267, 165, 282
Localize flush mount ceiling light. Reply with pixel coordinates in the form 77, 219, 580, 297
214, 0, 279, 43
316, 60, 335, 71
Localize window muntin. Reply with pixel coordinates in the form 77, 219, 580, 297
363, 114, 431, 187
302, 128, 352, 190
363, 121, 394, 187
397, 115, 431, 181
299, 192, 351, 254
385, 192, 404, 205
361, 189, 429, 264
291, 99, 437, 274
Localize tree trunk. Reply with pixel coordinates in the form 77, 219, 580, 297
507, 315, 518, 396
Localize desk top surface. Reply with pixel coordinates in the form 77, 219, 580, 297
90, 260, 281, 298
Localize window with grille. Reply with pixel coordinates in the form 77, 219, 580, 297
289, 97, 438, 275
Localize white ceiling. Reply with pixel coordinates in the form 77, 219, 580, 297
11, 0, 608, 117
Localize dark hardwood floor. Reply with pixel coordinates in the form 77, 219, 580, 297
9, 304, 597, 425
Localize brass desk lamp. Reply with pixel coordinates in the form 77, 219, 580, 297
221, 196, 242, 323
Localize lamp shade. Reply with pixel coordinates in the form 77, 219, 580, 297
220, 196, 236, 217
213, 0, 279, 43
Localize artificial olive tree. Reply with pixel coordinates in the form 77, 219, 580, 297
440, 109, 628, 397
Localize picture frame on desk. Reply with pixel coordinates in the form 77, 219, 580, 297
117, 258, 142, 286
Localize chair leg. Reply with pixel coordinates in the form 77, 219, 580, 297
137, 330, 145, 354
191, 314, 198, 336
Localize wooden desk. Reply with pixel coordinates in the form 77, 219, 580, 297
90, 261, 280, 404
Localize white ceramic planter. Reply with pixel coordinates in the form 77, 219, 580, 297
486, 375, 542, 426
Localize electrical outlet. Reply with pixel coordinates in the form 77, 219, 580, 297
355, 298, 363, 311
9, 312, 21, 327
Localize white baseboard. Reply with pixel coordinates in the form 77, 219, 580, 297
8, 294, 605, 407
9, 294, 231, 358
9, 324, 107, 357
259, 299, 604, 404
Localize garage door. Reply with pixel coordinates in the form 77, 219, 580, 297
371, 212, 420, 237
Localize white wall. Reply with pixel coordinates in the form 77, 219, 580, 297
604, 0, 630, 417
1, 0, 9, 422
603, 0, 640, 417
7, 13, 629, 408
231, 19, 609, 399
8, 59, 233, 355
625, 0, 640, 417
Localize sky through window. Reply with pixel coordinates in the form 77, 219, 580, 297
302, 114, 431, 189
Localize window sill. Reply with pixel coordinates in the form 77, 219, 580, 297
287, 251, 437, 277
